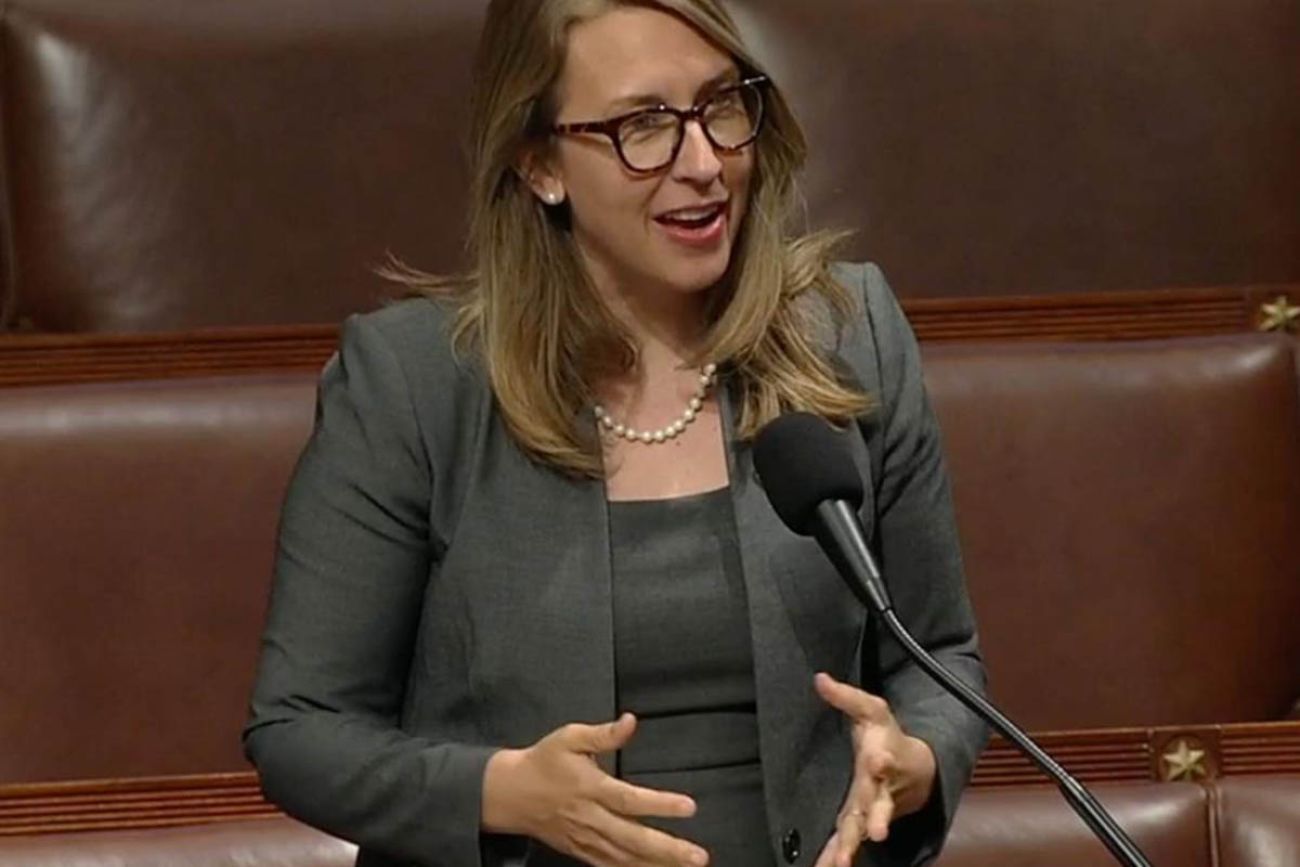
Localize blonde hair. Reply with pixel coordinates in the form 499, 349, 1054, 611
389, 0, 869, 477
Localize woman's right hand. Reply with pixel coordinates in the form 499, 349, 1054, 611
482, 713, 709, 866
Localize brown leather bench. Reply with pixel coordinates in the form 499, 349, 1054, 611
0, 373, 315, 782
940, 774, 1300, 866
1, 333, 1296, 863
2, 333, 1295, 785
923, 333, 1300, 731
3, 0, 1296, 332
1, 776, 1296, 865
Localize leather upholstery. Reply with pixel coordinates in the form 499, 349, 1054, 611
922, 334, 1300, 730
2, 0, 1298, 330
5, 779, 1300, 866
0, 373, 316, 782
0, 333, 1294, 784
936, 781, 1213, 867
1216, 775, 1300, 867
0, 0, 482, 332
0, 818, 356, 867
730, 0, 1300, 298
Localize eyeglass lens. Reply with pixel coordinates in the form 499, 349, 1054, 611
617, 82, 763, 172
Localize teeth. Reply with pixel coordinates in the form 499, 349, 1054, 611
664, 204, 722, 219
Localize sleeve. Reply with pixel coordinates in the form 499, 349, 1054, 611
857, 263, 990, 865
242, 313, 497, 867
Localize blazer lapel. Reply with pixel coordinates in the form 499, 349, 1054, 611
720, 383, 865, 841
720, 384, 814, 813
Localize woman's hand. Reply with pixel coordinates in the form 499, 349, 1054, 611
812, 673, 937, 867
482, 713, 709, 867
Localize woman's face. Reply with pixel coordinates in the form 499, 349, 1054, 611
530, 5, 755, 302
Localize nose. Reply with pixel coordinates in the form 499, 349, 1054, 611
672, 119, 724, 184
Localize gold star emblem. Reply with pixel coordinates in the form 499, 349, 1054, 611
1161, 738, 1208, 782
1259, 295, 1300, 333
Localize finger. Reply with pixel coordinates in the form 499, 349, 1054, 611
830, 783, 870, 867
865, 787, 895, 843
558, 713, 638, 754
843, 767, 879, 812
596, 776, 697, 819
814, 673, 892, 724
567, 826, 632, 867
598, 807, 709, 866
835, 810, 864, 867
812, 832, 840, 867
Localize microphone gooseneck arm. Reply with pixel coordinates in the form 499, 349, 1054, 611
813, 500, 1154, 867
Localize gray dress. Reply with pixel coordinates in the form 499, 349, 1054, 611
528, 485, 778, 866
611, 486, 777, 867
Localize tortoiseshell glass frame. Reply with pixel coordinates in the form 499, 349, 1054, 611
551, 75, 771, 173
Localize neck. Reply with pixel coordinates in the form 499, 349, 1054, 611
581, 260, 710, 379
609, 285, 709, 374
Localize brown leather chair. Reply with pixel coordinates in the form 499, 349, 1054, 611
1, 331, 1295, 785
1215, 776, 1300, 867
922, 333, 1300, 730
4, 778, 1299, 866
0, 0, 482, 332
936, 780, 1213, 867
0, 818, 356, 867
3, 0, 1298, 331
0, 373, 316, 783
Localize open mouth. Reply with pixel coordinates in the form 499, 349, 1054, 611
654, 202, 727, 230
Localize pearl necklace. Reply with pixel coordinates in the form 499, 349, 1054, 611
594, 363, 718, 445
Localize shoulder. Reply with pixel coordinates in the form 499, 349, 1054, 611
324, 296, 488, 459
815, 260, 917, 389
337, 295, 481, 391
827, 260, 908, 339
346, 296, 459, 361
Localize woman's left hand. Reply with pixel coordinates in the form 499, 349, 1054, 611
812, 672, 938, 867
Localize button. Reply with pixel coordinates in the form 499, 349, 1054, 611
781, 828, 801, 863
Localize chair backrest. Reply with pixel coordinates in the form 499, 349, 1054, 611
3, 0, 1298, 331
0, 0, 482, 332
1, 335, 1295, 783
937, 780, 1213, 867
923, 333, 1300, 730
0, 373, 316, 783
1215, 776, 1300, 867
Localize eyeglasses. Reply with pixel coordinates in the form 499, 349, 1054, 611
551, 75, 770, 174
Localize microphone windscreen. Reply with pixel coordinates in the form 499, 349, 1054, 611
753, 412, 864, 536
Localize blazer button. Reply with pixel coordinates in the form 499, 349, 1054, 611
781, 828, 801, 863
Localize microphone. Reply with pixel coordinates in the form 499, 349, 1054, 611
753, 412, 1153, 867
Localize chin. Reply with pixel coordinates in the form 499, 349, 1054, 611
651, 247, 734, 295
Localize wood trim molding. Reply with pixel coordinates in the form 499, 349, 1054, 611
0, 773, 278, 836
3, 721, 1297, 837
0, 324, 339, 388
0, 284, 1295, 388
905, 284, 1251, 342
970, 720, 1300, 789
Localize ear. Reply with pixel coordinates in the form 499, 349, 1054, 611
516, 146, 567, 206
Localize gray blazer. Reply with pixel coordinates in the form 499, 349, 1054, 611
244, 261, 988, 867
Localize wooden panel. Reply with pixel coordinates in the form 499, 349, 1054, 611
1218, 724, 1300, 777
971, 728, 1153, 788
906, 285, 1252, 342
0, 773, 277, 836
0, 324, 338, 387
3, 721, 1298, 837
970, 720, 1300, 790
0, 285, 1295, 388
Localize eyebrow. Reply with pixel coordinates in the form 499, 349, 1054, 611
603, 68, 742, 114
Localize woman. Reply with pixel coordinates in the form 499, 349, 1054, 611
244, 1, 988, 865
